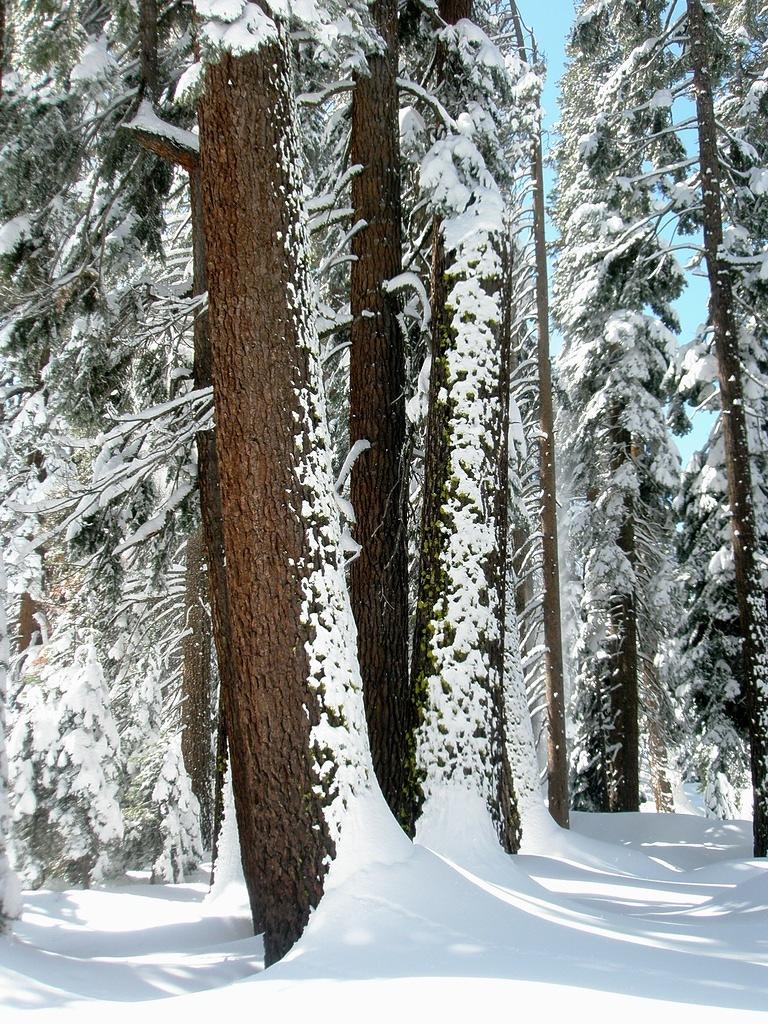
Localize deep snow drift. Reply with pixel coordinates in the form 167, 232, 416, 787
1, 795, 766, 1023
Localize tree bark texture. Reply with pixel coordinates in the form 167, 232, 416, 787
688, 0, 768, 856
349, 0, 411, 829
189, 169, 237, 864
198, 34, 342, 961
180, 526, 213, 846
510, 0, 569, 830
209, 715, 228, 876
16, 592, 41, 653
612, 453, 640, 813
139, 0, 159, 101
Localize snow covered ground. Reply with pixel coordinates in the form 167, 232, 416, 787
1, 798, 766, 1023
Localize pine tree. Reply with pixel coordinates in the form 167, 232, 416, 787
553, 0, 684, 812
348, 0, 411, 830
509, 1, 569, 828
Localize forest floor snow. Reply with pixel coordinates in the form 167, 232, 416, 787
1, 795, 766, 1023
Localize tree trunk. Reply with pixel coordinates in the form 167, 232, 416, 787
180, 526, 213, 846
647, 679, 674, 813
613, 468, 639, 812
139, 0, 159, 101
510, 0, 569, 829
411, 0, 519, 853
198, 16, 371, 962
0, 0, 6, 99
688, 0, 768, 856
605, 427, 640, 813
17, 591, 41, 652
189, 169, 236, 866
209, 715, 228, 875
349, 0, 410, 828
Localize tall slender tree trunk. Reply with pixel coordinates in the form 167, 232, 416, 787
189, 168, 235, 864
510, 2, 569, 828
0, 0, 6, 99
613, 446, 639, 813
180, 526, 213, 846
349, 0, 410, 828
198, 13, 372, 961
646, 665, 674, 813
603, 426, 640, 813
688, 0, 768, 856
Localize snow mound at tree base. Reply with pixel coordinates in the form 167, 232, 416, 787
1, 807, 767, 1023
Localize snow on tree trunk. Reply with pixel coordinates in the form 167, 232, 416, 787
412, 213, 520, 853
195, 2, 379, 963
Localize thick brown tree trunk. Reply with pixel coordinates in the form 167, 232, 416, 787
180, 526, 213, 846
349, 0, 410, 828
510, 3, 569, 827
198, 26, 348, 961
688, 0, 768, 856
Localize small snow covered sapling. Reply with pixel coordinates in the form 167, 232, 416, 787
8, 634, 124, 888
0, 560, 21, 926
150, 733, 203, 884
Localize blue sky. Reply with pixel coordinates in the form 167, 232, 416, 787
513, 0, 714, 466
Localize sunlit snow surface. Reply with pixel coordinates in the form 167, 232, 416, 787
2, 794, 767, 1023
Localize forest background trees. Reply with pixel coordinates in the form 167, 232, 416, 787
1, 0, 767, 952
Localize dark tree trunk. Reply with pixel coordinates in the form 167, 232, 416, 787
688, 0, 768, 856
0, 0, 6, 98
16, 592, 41, 652
349, 0, 410, 828
198, 28, 345, 961
612, 438, 639, 813
189, 170, 236, 866
139, 0, 159, 100
602, 427, 640, 813
209, 715, 228, 876
180, 526, 213, 846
